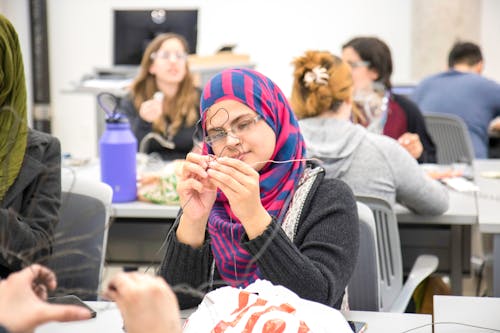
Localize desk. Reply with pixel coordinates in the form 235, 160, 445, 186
395, 190, 477, 295
433, 295, 500, 332
36, 301, 432, 333
474, 159, 500, 296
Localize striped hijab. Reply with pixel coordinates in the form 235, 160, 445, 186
0, 15, 28, 201
200, 68, 305, 287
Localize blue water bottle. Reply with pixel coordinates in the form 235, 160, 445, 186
98, 92, 137, 202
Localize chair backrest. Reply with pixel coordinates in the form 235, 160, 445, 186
47, 171, 112, 300
348, 202, 380, 311
423, 112, 475, 164
353, 195, 404, 312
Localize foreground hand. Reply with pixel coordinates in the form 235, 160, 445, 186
176, 153, 217, 221
104, 273, 181, 333
398, 132, 423, 159
207, 157, 271, 238
139, 99, 163, 123
0, 265, 92, 333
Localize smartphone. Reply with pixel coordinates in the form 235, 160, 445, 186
47, 295, 97, 318
348, 320, 367, 333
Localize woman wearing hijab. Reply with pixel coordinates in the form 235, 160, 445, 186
0, 15, 61, 277
159, 68, 359, 310
290, 50, 448, 214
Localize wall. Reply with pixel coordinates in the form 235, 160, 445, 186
481, 0, 500, 81
2, 0, 499, 157
411, 0, 481, 81
44, 0, 412, 157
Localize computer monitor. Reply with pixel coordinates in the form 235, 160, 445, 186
391, 84, 416, 99
113, 9, 198, 66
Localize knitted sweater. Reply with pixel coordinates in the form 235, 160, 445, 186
159, 168, 359, 310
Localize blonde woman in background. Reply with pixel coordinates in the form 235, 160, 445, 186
119, 33, 201, 160
290, 50, 448, 215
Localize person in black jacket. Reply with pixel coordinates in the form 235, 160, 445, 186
159, 68, 359, 310
0, 14, 61, 277
342, 36, 437, 163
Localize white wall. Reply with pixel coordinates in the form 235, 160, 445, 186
481, 0, 500, 81
2, 0, 499, 157
46, 0, 412, 157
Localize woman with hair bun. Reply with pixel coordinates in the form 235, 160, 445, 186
290, 50, 448, 214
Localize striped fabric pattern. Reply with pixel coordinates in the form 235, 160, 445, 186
200, 68, 305, 287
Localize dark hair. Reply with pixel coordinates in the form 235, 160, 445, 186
448, 41, 483, 68
342, 36, 393, 90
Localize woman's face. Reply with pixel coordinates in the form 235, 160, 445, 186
342, 46, 379, 92
204, 100, 276, 171
149, 38, 187, 85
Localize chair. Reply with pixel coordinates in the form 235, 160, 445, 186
423, 112, 475, 165
46, 170, 112, 300
348, 197, 439, 312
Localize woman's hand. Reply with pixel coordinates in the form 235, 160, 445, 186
139, 99, 163, 123
104, 273, 181, 333
207, 157, 271, 239
175, 153, 217, 246
398, 132, 423, 159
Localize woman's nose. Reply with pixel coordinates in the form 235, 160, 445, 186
224, 132, 241, 146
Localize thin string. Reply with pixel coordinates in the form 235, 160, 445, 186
399, 321, 500, 333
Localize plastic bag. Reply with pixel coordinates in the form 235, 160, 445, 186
183, 280, 352, 333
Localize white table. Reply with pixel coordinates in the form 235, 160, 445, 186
395, 189, 478, 295
474, 159, 500, 296
433, 295, 500, 332
36, 302, 432, 333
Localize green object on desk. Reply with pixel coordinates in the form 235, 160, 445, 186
139, 173, 179, 205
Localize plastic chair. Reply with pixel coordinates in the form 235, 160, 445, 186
348, 196, 439, 312
423, 112, 475, 165
46, 171, 112, 300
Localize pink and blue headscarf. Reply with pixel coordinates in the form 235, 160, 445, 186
200, 68, 305, 287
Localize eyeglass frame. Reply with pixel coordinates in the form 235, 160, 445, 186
150, 50, 188, 62
347, 60, 371, 68
204, 114, 263, 147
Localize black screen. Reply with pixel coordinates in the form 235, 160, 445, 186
113, 9, 198, 66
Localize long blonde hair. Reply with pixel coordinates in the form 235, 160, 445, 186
130, 33, 199, 137
290, 50, 364, 123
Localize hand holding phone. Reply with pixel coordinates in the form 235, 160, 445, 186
48, 295, 97, 318
348, 320, 368, 333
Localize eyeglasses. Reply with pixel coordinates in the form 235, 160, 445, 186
347, 60, 370, 68
204, 115, 262, 147
151, 50, 188, 62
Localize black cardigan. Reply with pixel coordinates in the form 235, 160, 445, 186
159, 171, 359, 310
393, 93, 437, 163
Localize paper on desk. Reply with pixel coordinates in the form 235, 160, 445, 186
442, 177, 479, 192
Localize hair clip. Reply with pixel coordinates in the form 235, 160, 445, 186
303, 66, 329, 87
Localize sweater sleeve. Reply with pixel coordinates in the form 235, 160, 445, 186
241, 177, 359, 309
0, 325, 9, 333
158, 217, 213, 309
380, 136, 450, 215
394, 94, 437, 163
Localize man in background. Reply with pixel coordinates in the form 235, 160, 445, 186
412, 41, 500, 158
